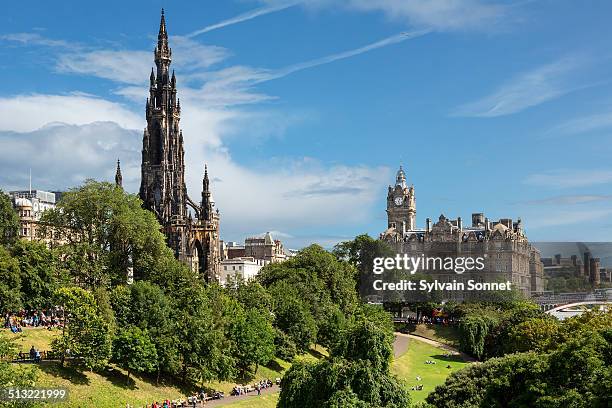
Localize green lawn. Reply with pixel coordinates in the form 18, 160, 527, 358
222, 393, 279, 407
5, 327, 60, 353
392, 337, 469, 404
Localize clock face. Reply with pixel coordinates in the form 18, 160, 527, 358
394, 196, 403, 206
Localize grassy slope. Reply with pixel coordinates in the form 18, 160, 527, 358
8, 329, 320, 408
10, 328, 468, 407
401, 323, 460, 347
391, 339, 469, 404
8, 327, 60, 353
36, 363, 187, 408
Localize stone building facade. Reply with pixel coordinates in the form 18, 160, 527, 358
244, 232, 289, 264
138, 10, 220, 281
10, 190, 58, 244
381, 166, 545, 296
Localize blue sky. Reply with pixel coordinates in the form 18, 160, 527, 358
1, 0, 612, 248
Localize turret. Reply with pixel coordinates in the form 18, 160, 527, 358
200, 165, 214, 222
115, 159, 123, 188
396, 165, 407, 188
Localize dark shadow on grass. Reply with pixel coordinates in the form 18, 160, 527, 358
396, 322, 416, 334
431, 354, 465, 363
97, 366, 137, 390
307, 348, 325, 360
236, 370, 256, 384
37, 361, 90, 385
430, 325, 459, 346
264, 359, 284, 373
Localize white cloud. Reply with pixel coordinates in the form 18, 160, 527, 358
0, 93, 142, 132
56, 37, 229, 85
524, 169, 612, 189
0, 122, 140, 191
184, 0, 508, 38
57, 50, 151, 84
0, 114, 387, 248
453, 57, 588, 117
186, 149, 389, 244
338, 0, 507, 31
525, 195, 612, 205
0, 33, 73, 48
527, 209, 612, 228
549, 110, 612, 136
186, 1, 303, 38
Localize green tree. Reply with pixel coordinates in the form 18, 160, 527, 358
0, 335, 39, 408
229, 280, 273, 312
0, 246, 21, 313
259, 244, 359, 355
40, 180, 185, 288
333, 234, 395, 272
0, 190, 19, 246
457, 311, 499, 359
278, 318, 410, 408
51, 287, 112, 370
269, 281, 317, 354
110, 282, 180, 381
231, 308, 276, 377
175, 284, 238, 384
259, 244, 359, 318
112, 326, 158, 383
316, 304, 348, 350
506, 317, 560, 353
427, 324, 611, 408
332, 318, 393, 373
11, 240, 63, 310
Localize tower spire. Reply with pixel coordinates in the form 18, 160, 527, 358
115, 159, 123, 188
201, 165, 212, 221
155, 8, 171, 70
159, 8, 167, 38
396, 165, 407, 188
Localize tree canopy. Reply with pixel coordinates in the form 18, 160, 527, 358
51, 287, 113, 370
278, 313, 409, 408
0, 190, 19, 246
40, 180, 185, 289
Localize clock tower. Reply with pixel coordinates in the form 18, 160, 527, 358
386, 165, 416, 233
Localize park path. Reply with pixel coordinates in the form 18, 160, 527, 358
202, 385, 279, 407
393, 333, 410, 357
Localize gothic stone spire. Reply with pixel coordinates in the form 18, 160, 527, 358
115, 159, 123, 188
201, 165, 213, 221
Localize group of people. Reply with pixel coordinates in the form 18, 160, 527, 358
4, 309, 63, 333
230, 378, 278, 396
135, 392, 209, 408
134, 377, 282, 408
